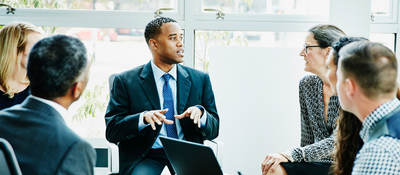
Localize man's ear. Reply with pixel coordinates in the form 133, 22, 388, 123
149, 39, 158, 50
324, 47, 332, 58
71, 82, 84, 99
345, 78, 356, 98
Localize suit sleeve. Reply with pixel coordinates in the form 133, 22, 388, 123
105, 74, 142, 143
56, 141, 96, 175
199, 74, 219, 140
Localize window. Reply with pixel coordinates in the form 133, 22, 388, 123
1, 1, 399, 174
370, 33, 396, 52
370, 0, 397, 23
195, 31, 305, 71
4, 0, 178, 11
371, 0, 392, 16
202, 0, 329, 15
47, 27, 151, 138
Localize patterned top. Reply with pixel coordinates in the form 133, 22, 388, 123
290, 75, 339, 162
352, 98, 400, 175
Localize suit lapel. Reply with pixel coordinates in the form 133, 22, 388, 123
139, 62, 161, 109
177, 65, 191, 114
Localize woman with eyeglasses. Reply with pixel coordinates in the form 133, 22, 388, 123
261, 24, 346, 175
0, 22, 43, 110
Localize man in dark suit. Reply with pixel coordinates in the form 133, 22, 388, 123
105, 17, 219, 175
0, 35, 96, 175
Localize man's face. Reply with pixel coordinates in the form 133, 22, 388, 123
153, 22, 184, 64
336, 62, 351, 111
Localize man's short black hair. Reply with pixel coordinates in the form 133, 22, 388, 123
27, 34, 88, 99
144, 17, 177, 45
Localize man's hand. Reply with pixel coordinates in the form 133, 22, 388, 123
144, 109, 174, 130
175, 106, 203, 128
261, 153, 288, 175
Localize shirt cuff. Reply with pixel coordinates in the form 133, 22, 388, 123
138, 111, 149, 131
196, 105, 208, 127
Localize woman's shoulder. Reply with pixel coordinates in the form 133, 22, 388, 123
299, 75, 322, 89
0, 86, 30, 110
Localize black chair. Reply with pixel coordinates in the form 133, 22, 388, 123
108, 74, 116, 90
0, 138, 22, 175
108, 74, 119, 175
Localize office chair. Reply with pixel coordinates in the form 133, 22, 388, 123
0, 138, 22, 175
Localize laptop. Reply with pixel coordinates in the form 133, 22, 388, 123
160, 136, 223, 175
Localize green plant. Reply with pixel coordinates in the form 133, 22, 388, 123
73, 82, 109, 120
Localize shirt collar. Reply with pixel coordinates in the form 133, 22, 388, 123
30, 95, 70, 119
151, 60, 177, 81
360, 98, 400, 142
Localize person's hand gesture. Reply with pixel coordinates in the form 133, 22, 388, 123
144, 109, 174, 130
175, 106, 203, 128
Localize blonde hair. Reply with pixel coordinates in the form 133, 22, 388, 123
0, 22, 42, 98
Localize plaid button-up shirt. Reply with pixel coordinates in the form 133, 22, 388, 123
352, 98, 400, 175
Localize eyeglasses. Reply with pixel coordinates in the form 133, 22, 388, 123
303, 44, 321, 54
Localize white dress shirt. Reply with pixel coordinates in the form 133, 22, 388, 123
30, 95, 69, 119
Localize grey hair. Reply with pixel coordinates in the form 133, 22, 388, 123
309, 24, 346, 48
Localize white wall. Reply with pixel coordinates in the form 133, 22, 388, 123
208, 46, 306, 174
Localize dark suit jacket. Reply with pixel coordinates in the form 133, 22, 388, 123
105, 62, 219, 174
0, 97, 96, 175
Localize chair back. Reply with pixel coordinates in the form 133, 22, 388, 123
108, 74, 116, 90
0, 138, 22, 175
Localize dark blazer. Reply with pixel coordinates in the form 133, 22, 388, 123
0, 97, 96, 175
105, 62, 219, 174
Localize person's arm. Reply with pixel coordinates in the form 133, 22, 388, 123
198, 74, 219, 140
175, 73, 219, 140
290, 134, 334, 162
56, 141, 96, 175
105, 75, 142, 143
298, 78, 315, 147
105, 75, 173, 143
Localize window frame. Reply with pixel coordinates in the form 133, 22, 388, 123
371, 0, 398, 23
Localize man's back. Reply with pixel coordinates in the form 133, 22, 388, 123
352, 99, 400, 175
0, 97, 96, 175
352, 136, 400, 174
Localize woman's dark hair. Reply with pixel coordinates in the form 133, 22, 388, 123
332, 37, 368, 65
308, 24, 346, 48
332, 110, 363, 175
330, 37, 368, 175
